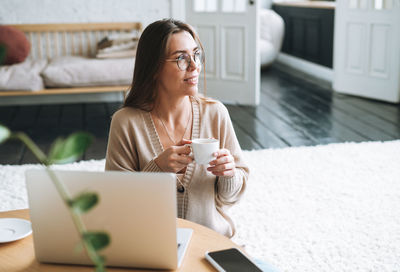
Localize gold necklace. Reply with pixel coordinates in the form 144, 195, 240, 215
156, 104, 192, 145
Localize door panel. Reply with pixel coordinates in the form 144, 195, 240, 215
346, 23, 366, 74
369, 24, 390, 78
221, 26, 245, 80
186, 0, 260, 105
333, 0, 400, 103
197, 26, 218, 78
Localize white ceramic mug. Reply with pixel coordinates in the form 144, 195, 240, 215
188, 138, 219, 165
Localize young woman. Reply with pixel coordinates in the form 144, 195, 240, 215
105, 18, 249, 237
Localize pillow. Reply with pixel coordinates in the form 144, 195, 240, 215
96, 33, 138, 59
41, 56, 135, 87
0, 26, 31, 65
96, 49, 136, 59
0, 59, 47, 91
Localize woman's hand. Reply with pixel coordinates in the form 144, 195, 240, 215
207, 149, 236, 177
154, 139, 193, 173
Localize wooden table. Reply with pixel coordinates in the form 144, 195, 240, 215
0, 209, 241, 271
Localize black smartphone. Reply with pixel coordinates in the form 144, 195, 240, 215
205, 248, 264, 272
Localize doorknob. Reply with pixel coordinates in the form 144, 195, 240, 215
249, 0, 255, 5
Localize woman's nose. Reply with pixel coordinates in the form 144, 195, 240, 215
187, 56, 199, 71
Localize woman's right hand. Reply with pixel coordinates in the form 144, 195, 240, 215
154, 139, 193, 173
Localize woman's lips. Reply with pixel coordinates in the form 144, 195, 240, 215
184, 76, 198, 84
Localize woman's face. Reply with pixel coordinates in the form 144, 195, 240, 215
156, 31, 202, 99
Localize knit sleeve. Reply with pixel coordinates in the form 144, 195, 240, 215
214, 103, 249, 207
105, 108, 163, 172
105, 109, 139, 171
142, 159, 163, 172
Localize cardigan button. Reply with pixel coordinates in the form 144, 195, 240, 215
177, 186, 185, 193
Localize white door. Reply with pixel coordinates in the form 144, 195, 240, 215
185, 0, 260, 105
333, 0, 400, 103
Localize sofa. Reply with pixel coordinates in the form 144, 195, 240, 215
0, 22, 142, 102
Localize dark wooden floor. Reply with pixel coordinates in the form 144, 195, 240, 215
1, 66, 399, 165
228, 66, 400, 150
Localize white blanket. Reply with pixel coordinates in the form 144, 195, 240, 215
1, 140, 399, 271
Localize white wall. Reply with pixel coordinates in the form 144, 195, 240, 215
0, 0, 173, 28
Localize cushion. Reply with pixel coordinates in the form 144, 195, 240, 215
0, 59, 47, 91
0, 26, 31, 65
259, 9, 285, 67
96, 49, 136, 59
41, 56, 135, 87
96, 33, 138, 59
260, 40, 275, 68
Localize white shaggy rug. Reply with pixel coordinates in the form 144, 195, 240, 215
1, 141, 400, 272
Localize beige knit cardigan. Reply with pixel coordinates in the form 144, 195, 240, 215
105, 97, 249, 237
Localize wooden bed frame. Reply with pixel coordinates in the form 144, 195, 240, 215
0, 22, 142, 98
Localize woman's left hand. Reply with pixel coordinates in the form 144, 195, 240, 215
207, 149, 236, 177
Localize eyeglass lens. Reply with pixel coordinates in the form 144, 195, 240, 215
177, 52, 203, 70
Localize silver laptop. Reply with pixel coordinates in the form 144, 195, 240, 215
25, 169, 192, 270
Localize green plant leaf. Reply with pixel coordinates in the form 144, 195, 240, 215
47, 137, 64, 161
70, 192, 98, 214
0, 125, 11, 144
48, 132, 93, 164
83, 231, 110, 251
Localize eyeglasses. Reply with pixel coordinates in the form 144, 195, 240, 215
165, 50, 204, 71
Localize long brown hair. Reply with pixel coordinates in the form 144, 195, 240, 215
124, 18, 205, 111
